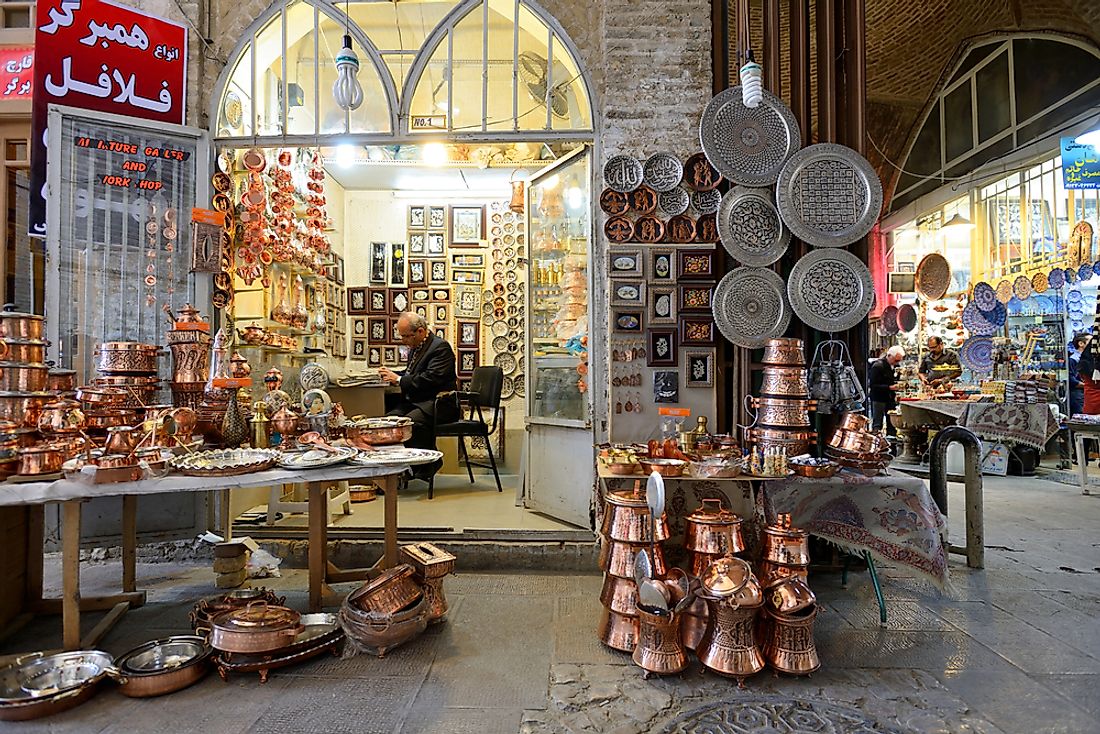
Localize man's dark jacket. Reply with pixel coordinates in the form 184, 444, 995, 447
398, 333, 457, 416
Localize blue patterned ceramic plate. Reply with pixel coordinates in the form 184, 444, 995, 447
962, 302, 997, 336
972, 281, 997, 312
1049, 268, 1065, 289
960, 336, 995, 373
1080, 263, 1093, 282
1093, 261, 1100, 278
1007, 297, 1023, 315
983, 301, 1006, 327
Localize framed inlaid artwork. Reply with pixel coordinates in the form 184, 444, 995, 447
457, 320, 479, 348
367, 345, 381, 366
648, 248, 674, 281
368, 318, 387, 342
434, 304, 450, 323
649, 286, 676, 326
411, 288, 430, 302
452, 269, 483, 285
429, 260, 448, 283
609, 248, 643, 277
408, 205, 426, 229
451, 253, 484, 268
428, 206, 446, 229
678, 282, 715, 313
369, 242, 387, 284
455, 285, 481, 318
409, 232, 426, 254
647, 328, 678, 367
427, 232, 445, 256
368, 289, 387, 314
351, 339, 366, 359
332, 253, 345, 284
677, 248, 716, 280
351, 318, 366, 337
390, 318, 402, 343
413, 304, 429, 320
390, 243, 407, 285
383, 346, 399, 366
347, 287, 368, 315
457, 348, 478, 377
431, 288, 450, 302
685, 351, 714, 388
612, 309, 643, 333
433, 325, 448, 342
654, 370, 679, 403
610, 279, 645, 308
679, 315, 717, 346
388, 289, 409, 315
409, 259, 427, 285
450, 205, 485, 246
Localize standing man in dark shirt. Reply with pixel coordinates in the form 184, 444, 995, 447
918, 336, 962, 387
1069, 333, 1090, 417
869, 345, 905, 436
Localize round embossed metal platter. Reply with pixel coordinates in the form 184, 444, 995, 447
787, 249, 874, 332
658, 187, 690, 216
898, 303, 917, 332
776, 143, 882, 248
881, 305, 899, 335
603, 155, 643, 193
960, 336, 995, 373
1013, 275, 1032, 300
691, 189, 721, 215
972, 281, 996, 311
716, 186, 790, 266
712, 267, 791, 348
699, 86, 801, 187
1031, 271, 1048, 294
915, 253, 951, 301
642, 153, 683, 192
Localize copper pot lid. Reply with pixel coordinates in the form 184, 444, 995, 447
355, 564, 416, 598
0, 305, 43, 321
605, 489, 649, 508
97, 341, 159, 351
214, 602, 300, 632
700, 556, 752, 598
685, 498, 741, 526
764, 513, 807, 539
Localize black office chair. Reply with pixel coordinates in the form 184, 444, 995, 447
428, 366, 504, 499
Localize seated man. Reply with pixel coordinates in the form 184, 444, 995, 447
378, 312, 456, 479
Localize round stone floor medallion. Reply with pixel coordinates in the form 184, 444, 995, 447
659, 696, 906, 734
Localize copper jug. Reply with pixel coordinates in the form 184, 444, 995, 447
695, 594, 765, 686
597, 607, 639, 652
684, 499, 745, 556
632, 606, 687, 677
104, 426, 140, 455
508, 176, 525, 213
761, 605, 820, 675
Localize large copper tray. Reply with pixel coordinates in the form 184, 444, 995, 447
169, 448, 280, 477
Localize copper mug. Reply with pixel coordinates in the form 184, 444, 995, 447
632, 606, 687, 676
16, 445, 64, 475
104, 426, 141, 455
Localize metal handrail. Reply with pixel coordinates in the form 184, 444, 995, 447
929, 425, 985, 569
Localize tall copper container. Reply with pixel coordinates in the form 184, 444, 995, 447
680, 594, 709, 651
761, 338, 806, 366
599, 540, 667, 580
752, 396, 815, 429
762, 515, 810, 566
632, 607, 687, 676
597, 607, 639, 652
601, 489, 670, 543
685, 499, 745, 556
168, 335, 212, 383
759, 366, 810, 397
690, 550, 724, 578
761, 606, 820, 675
696, 595, 765, 685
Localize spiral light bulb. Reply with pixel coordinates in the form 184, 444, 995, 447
740, 50, 763, 108
333, 34, 364, 111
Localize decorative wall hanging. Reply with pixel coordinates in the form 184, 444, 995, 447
699, 86, 801, 186
665, 215, 697, 244
426, 232, 445, 256
604, 216, 634, 243
369, 242, 387, 283
642, 153, 684, 193
408, 259, 427, 285
347, 287, 368, 315
368, 289, 387, 314
683, 152, 724, 191
677, 249, 716, 280
409, 232, 425, 254
691, 188, 721, 215
959, 336, 995, 373
609, 249, 644, 277
604, 155, 644, 193
787, 248, 874, 333
408, 206, 426, 229
712, 266, 791, 348
915, 253, 952, 301
897, 303, 918, 332
633, 215, 665, 243
649, 286, 676, 325
450, 205, 485, 246
649, 249, 674, 281
679, 283, 715, 313
428, 206, 446, 229
695, 214, 719, 242
717, 186, 790, 266
613, 310, 643, 333
601, 189, 629, 215
647, 329, 678, 366
971, 281, 996, 311
685, 351, 715, 387
679, 315, 717, 346
610, 280, 646, 307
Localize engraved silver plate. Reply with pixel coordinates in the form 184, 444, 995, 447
692, 189, 721, 215
642, 153, 684, 192
603, 155, 644, 193
787, 248, 874, 332
658, 187, 690, 216
712, 267, 792, 348
717, 186, 791, 267
775, 143, 883, 248
699, 86, 801, 186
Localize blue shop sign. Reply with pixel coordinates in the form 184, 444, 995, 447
1061, 136, 1100, 189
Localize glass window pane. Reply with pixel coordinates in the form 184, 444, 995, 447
1013, 38, 1100, 122
218, 47, 253, 137
253, 14, 283, 136
285, 1, 318, 135
408, 32, 450, 130
486, 0, 516, 131
350, 0, 453, 93
943, 81, 973, 163
550, 34, 590, 130
516, 4, 549, 131
975, 52, 1010, 143
450, 4, 484, 132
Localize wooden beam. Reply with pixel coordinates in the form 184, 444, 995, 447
61, 501, 81, 650
80, 602, 130, 649
308, 481, 326, 612
383, 474, 398, 569
122, 495, 137, 593
32, 592, 146, 614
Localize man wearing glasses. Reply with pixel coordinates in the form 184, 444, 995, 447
379, 312, 457, 480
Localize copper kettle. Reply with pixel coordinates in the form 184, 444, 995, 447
508, 173, 525, 213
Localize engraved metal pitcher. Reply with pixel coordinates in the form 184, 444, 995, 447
761, 605, 820, 676
695, 594, 765, 686
632, 606, 687, 677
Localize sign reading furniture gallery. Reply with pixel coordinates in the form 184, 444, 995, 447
29, 0, 187, 237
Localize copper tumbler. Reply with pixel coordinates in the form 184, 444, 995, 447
761, 605, 820, 676
632, 607, 687, 677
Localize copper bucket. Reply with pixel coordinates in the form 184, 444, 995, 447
601, 490, 670, 543
599, 540, 667, 579
696, 595, 765, 686
761, 338, 805, 366
761, 605, 820, 675
684, 499, 745, 555
597, 607, 639, 652
632, 607, 687, 676
759, 366, 810, 398
762, 514, 810, 565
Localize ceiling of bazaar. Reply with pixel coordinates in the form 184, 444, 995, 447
731, 0, 1100, 209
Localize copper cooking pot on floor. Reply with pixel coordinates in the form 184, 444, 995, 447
759, 366, 810, 398
209, 602, 304, 654
0, 391, 50, 427
601, 489, 670, 543
761, 338, 805, 366
0, 304, 44, 339
681, 594, 709, 651
0, 362, 48, 392
685, 499, 745, 556
597, 607, 639, 652
761, 605, 820, 675
762, 515, 810, 566
751, 396, 815, 429
599, 540, 667, 580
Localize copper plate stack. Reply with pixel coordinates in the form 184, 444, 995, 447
825, 412, 890, 476
745, 338, 816, 456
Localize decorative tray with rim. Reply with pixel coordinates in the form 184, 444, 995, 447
349, 448, 443, 467
277, 446, 358, 470
169, 449, 281, 477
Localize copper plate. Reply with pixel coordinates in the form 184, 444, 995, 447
634, 216, 664, 244
682, 152, 724, 192
915, 253, 952, 301
604, 216, 634, 244
629, 186, 658, 214
665, 215, 696, 244
600, 189, 628, 215
695, 214, 718, 242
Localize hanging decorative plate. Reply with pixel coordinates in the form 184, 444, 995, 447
695, 213, 718, 242
775, 143, 883, 248
1032, 271, 1049, 293
603, 155, 644, 193
633, 215, 665, 243
492, 335, 509, 353
658, 187, 690, 216
1049, 267, 1065, 289
494, 352, 517, 375
242, 148, 265, 172
1079, 263, 1093, 282
514, 373, 525, 397
1068, 288, 1083, 305
915, 253, 952, 301
716, 186, 790, 266
1066, 267, 1078, 285
217, 150, 235, 174
898, 303, 918, 332
682, 152, 724, 191
1006, 297, 1022, 315
962, 302, 996, 336
972, 282, 996, 311
1071, 221, 1094, 264
665, 214, 696, 244
881, 305, 899, 335
1013, 275, 1032, 300
787, 249, 874, 333
604, 216, 634, 243
600, 189, 629, 215
642, 153, 684, 192
500, 376, 515, 401
994, 279, 1014, 303
699, 86, 801, 186
224, 91, 244, 128
985, 301, 1007, 327
692, 189, 722, 215
629, 186, 658, 214
298, 363, 329, 391
959, 336, 995, 373
712, 267, 792, 348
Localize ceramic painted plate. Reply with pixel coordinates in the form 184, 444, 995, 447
1080, 263, 1093, 282
1049, 268, 1065, 289
898, 303, 918, 332
995, 279, 1014, 303
959, 336, 995, 373
915, 253, 952, 301
699, 86, 801, 187
712, 266, 791, 348
1013, 275, 1032, 300
972, 281, 997, 311
983, 301, 1007, 327
1031, 271, 1049, 293
962, 302, 997, 336
349, 448, 443, 467
716, 186, 790, 266
787, 249, 874, 333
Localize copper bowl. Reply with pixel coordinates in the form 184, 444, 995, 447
0, 391, 51, 427
599, 540, 667, 579
37, 398, 85, 434
345, 417, 414, 447
0, 305, 44, 339
339, 593, 430, 658
604, 461, 641, 475
597, 607, 639, 652
0, 362, 48, 392
77, 386, 130, 406
601, 490, 670, 543
16, 445, 64, 475
761, 338, 805, 366
838, 412, 871, 432
1, 339, 47, 364
637, 458, 686, 477
790, 460, 840, 478
599, 574, 639, 616
759, 366, 810, 397
347, 565, 422, 615
95, 453, 137, 469
684, 499, 746, 555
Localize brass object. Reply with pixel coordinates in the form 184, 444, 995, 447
695, 594, 765, 685
36, 398, 85, 434
221, 391, 248, 448
761, 338, 806, 366
597, 607, 639, 652
16, 445, 64, 475
209, 602, 304, 654
599, 540, 667, 580
339, 592, 431, 658
744, 427, 816, 456
0, 305, 44, 340
508, 178, 525, 213
762, 515, 810, 566
759, 366, 810, 397
94, 342, 161, 374
250, 403, 270, 449
347, 565, 422, 615
0, 362, 48, 392
690, 550, 723, 578
632, 606, 687, 676
684, 499, 745, 556
751, 396, 815, 428
761, 606, 820, 675
1, 339, 46, 364
601, 489, 670, 544
189, 588, 287, 634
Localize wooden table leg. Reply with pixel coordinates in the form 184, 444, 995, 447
62, 501, 82, 651
1076, 434, 1089, 495
122, 495, 137, 593
26, 505, 44, 604
382, 474, 398, 569
308, 481, 326, 612
220, 489, 232, 541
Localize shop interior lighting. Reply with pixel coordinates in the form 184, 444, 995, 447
422, 143, 449, 167
333, 0, 364, 111
942, 212, 975, 230
391, 189, 510, 200
740, 50, 763, 108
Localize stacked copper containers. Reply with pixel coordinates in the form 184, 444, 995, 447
825, 412, 891, 476
166, 304, 212, 411
758, 514, 819, 676
695, 556, 765, 686
92, 342, 162, 408
682, 499, 746, 650
597, 482, 668, 653
0, 306, 50, 437
400, 542, 456, 624
745, 338, 816, 456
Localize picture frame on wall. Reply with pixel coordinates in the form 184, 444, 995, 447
609, 248, 643, 277
351, 339, 366, 359
367, 345, 382, 366
330, 253, 345, 285
649, 286, 676, 325
429, 260, 448, 284
434, 304, 450, 323
409, 259, 427, 285
685, 351, 715, 388
431, 288, 450, 302
347, 287, 368, 315
390, 243, 407, 285
451, 252, 484, 268
433, 325, 448, 341
368, 289, 387, 314
408, 205, 426, 229
369, 242, 387, 284
390, 318, 402, 343
677, 248, 716, 280
452, 269, 483, 285
388, 289, 409, 314
457, 348, 478, 377
679, 315, 717, 346
610, 279, 645, 308
454, 285, 481, 318
450, 205, 485, 246
414, 304, 429, 320
411, 288, 430, 302
648, 248, 674, 281
647, 328, 678, 367
678, 282, 715, 312
409, 232, 426, 254
428, 206, 446, 229
383, 346, 399, 365
654, 370, 679, 403
351, 318, 366, 337
426, 232, 445, 256
612, 310, 643, 333
368, 318, 387, 342
457, 321, 479, 348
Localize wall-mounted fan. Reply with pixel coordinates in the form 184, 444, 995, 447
517, 52, 570, 120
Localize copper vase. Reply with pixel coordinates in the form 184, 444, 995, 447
695, 595, 765, 686
761, 606, 820, 675
632, 607, 687, 677
597, 607, 639, 653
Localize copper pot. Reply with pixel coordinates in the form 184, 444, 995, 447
762, 516, 810, 566
114, 636, 211, 698
682, 607, 708, 651
189, 588, 287, 634
758, 560, 809, 587
95, 453, 136, 469
761, 338, 805, 366
345, 418, 414, 447
0, 391, 50, 427
765, 577, 816, 615
347, 565, 422, 615
600, 575, 639, 616
170, 383, 205, 410
601, 489, 670, 543
2, 339, 46, 364
271, 406, 299, 435
16, 445, 64, 475
37, 398, 85, 434
77, 386, 129, 406
597, 607, 639, 652
838, 412, 870, 432
759, 366, 810, 397
91, 375, 160, 388
84, 410, 138, 430
49, 435, 88, 460
46, 369, 77, 393
828, 427, 887, 455
744, 427, 817, 456
761, 606, 820, 675
599, 540, 667, 580
0, 362, 48, 392
168, 407, 198, 442
95, 342, 161, 375
684, 499, 745, 555
104, 426, 141, 455
696, 594, 765, 684
339, 591, 431, 658
0, 304, 43, 339
210, 602, 304, 654
632, 606, 687, 676
751, 396, 815, 429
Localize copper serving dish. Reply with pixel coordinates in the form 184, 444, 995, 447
94, 342, 161, 375
637, 458, 686, 477
0, 305, 44, 340
0, 362, 48, 392
838, 412, 871, 432
16, 445, 64, 475
761, 606, 820, 675
599, 574, 639, 616
633, 606, 687, 676
0, 391, 50, 427
599, 540, 667, 580
761, 338, 805, 366
46, 369, 76, 393
752, 396, 815, 428
762, 515, 810, 566
1, 339, 47, 364
0, 650, 115, 720
190, 588, 287, 633
347, 565, 422, 615
790, 460, 840, 478
114, 635, 211, 698
597, 607, 639, 652
210, 602, 304, 654
345, 416, 414, 447
77, 386, 130, 406
339, 592, 430, 658
684, 499, 746, 555
601, 489, 670, 543
759, 366, 810, 397
37, 398, 84, 434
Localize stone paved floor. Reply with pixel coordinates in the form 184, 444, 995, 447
0, 473, 1097, 733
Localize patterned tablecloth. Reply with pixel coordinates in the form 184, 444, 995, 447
763, 471, 951, 593
900, 400, 1058, 449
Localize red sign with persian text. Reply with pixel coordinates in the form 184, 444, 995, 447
0, 48, 33, 99
29, 0, 187, 237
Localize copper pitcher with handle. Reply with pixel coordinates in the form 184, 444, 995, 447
695, 593, 765, 686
